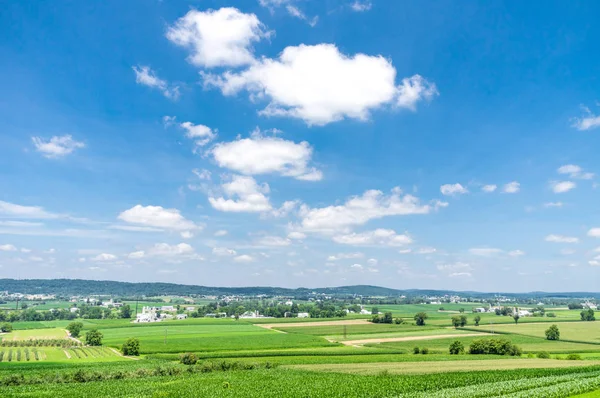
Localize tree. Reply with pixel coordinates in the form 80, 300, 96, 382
66, 322, 84, 338
394, 318, 403, 325
0, 323, 13, 333
474, 315, 481, 326
459, 308, 465, 313
371, 315, 381, 323
85, 329, 103, 346
121, 337, 140, 356
371, 307, 379, 315
382, 312, 393, 324
119, 304, 132, 319
545, 324, 560, 341
513, 313, 520, 325
414, 312, 428, 326
452, 315, 468, 328
449, 340, 465, 355
581, 309, 595, 321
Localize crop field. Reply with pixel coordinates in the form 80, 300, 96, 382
477, 322, 600, 344
3, 366, 600, 397
2, 328, 67, 341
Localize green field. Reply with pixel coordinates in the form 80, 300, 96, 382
477, 322, 600, 344
2, 328, 67, 341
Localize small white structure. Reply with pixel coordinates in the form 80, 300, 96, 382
240, 311, 259, 319
285, 300, 293, 306
360, 309, 371, 315
583, 302, 597, 310
70, 307, 79, 313
161, 306, 175, 312
517, 310, 531, 317
176, 314, 187, 320
474, 308, 487, 313
297, 312, 309, 318
185, 306, 195, 311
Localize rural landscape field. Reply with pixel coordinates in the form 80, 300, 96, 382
1, 280, 600, 397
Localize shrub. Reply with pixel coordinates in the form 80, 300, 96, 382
545, 324, 560, 340
85, 329, 103, 346
449, 340, 465, 355
413, 347, 420, 354
566, 354, 582, 361
179, 352, 198, 365
537, 351, 551, 359
414, 312, 428, 326
0, 323, 12, 333
546, 312, 556, 318
394, 318, 403, 325
581, 309, 595, 321
371, 315, 381, 323
121, 338, 140, 356
420, 347, 429, 355
468, 338, 522, 356
66, 322, 84, 338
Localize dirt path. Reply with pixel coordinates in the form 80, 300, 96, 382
63, 350, 71, 359
257, 319, 370, 330
340, 332, 490, 346
108, 347, 140, 360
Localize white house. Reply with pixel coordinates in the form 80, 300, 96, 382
176, 314, 187, 320
297, 312, 309, 318
474, 308, 487, 313
185, 306, 195, 311
517, 310, 531, 317
70, 307, 79, 313
161, 306, 175, 312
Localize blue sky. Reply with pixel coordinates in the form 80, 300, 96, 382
1, 0, 600, 291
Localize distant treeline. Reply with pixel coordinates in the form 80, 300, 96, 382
0, 278, 599, 299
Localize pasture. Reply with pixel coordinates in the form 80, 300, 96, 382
478, 322, 600, 344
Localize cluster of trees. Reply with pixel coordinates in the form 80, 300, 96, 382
468, 338, 522, 356
1, 323, 13, 332
451, 315, 468, 328
0, 303, 134, 324
581, 309, 595, 321
370, 312, 403, 324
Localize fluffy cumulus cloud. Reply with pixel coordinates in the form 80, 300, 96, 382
234, 254, 255, 263
588, 228, 600, 238
551, 181, 576, 193
440, 183, 468, 196
572, 105, 600, 131
203, 44, 437, 125
209, 175, 272, 213
333, 229, 412, 247
180, 121, 217, 148
117, 205, 199, 237
132, 66, 179, 99
31, 135, 85, 158
214, 230, 228, 237
481, 184, 497, 193
502, 181, 520, 193
557, 164, 594, 180
211, 131, 322, 181
298, 188, 440, 234
128, 243, 197, 259
212, 247, 237, 256
545, 234, 579, 243
287, 231, 306, 240
166, 7, 269, 68
468, 248, 502, 256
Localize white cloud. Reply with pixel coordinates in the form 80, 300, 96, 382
181, 122, 217, 148
91, 253, 117, 262
545, 234, 579, 243
449, 272, 472, 278
588, 228, 600, 238
502, 181, 520, 194
31, 135, 85, 158
440, 183, 468, 196
437, 262, 471, 272
118, 205, 198, 237
367, 258, 378, 266
214, 230, 228, 237
0, 221, 43, 227
127, 251, 145, 259
212, 247, 237, 256
148, 243, 194, 257
398, 248, 412, 254
543, 202, 564, 208
333, 228, 412, 247
132, 66, 179, 99
557, 164, 594, 180
299, 187, 437, 234
287, 231, 306, 240
327, 252, 363, 261
350, 0, 372, 12
166, 7, 269, 68
560, 248, 576, 255
0, 201, 59, 219
508, 250, 525, 257
211, 132, 321, 181
29, 256, 44, 262
482, 184, 497, 193
203, 44, 437, 126
234, 254, 255, 263
255, 236, 291, 246
270, 200, 300, 218
417, 247, 437, 254
209, 175, 272, 213
551, 181, 576, 193
0, 244, 17, 252
589, 260, 600, 266
350, 263, 363, 270
20, 248, 31, 253
572, 105, 600, 131
469, 248, 502, 256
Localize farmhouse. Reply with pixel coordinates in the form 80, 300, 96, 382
297, 312, 310, 318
